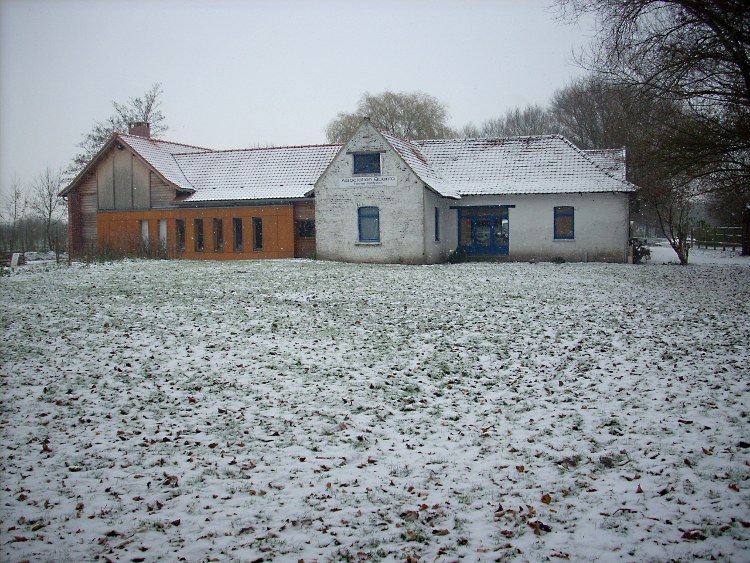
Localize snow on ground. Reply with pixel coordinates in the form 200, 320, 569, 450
1, 258, 749, 562
648, 241, 749, 266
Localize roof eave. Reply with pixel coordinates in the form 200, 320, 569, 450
174, 196, 306, 208
59, 133, 196, 197
424, 183, 460, 199
59, 133, 120, 196
117, 136, 195, 193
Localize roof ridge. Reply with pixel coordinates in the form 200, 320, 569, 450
417, 134, 566, 144
583, 147, 627, 154
117, 132, 213, 152
174, 143, 343, 156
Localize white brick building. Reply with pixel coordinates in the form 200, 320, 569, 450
314, 119, 635, 263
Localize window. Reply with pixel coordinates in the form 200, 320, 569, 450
434, 207, 440, 242
233, 218, 244, 251
158, 219, 167, 249
140, 219, 150, 245
213, 218, 224, 251
554, 206, 574, 239
353, 153, 381, 175
297, 219, 315, 238
252, 217, 263, 250
194, 218, 204, 251
176, 219, 186, 252
358, 206, 380, 242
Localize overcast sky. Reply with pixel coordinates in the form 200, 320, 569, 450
0, 0, 594, 192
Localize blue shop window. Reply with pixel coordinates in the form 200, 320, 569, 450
358, 206, 380, 242
353, 153, 381, 175
554, 206, 575, 239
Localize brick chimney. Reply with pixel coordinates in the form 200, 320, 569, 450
128, 121, 151, 138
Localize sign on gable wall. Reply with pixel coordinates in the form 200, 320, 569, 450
340, 176, 397, 187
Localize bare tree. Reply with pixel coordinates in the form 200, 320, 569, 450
1, 176, 28, 251
70, 83, 168, 174
550, 75, 704, 263
463, 105, 560, 138
30, 166, 66, 251
326, 91, 456, 142
557, 0, 750, 197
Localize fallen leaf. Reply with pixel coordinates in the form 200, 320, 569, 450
527, 520, 551, 535
400, 510, 420, 521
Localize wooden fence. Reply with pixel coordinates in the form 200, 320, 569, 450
691, 226, 743, 251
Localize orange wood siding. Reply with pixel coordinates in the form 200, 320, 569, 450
96, 205, 295, 260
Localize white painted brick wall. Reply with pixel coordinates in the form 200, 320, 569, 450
315, 122, 429, 264
423, 188, 456, 263
457, 193, 630, 262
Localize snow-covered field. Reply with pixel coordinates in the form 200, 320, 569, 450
2, 255, 749, 562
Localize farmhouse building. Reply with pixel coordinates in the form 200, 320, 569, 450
61, 119, 637, 263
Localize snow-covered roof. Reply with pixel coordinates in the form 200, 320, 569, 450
118, 134, 211, 192
62, 127, 635, 202
379, 131, 459, 199
582, 148, 627, 180
120, 135, 340, 202
173, 144, 341, 203
60, 133, 213, 196
413, 136, 636, 196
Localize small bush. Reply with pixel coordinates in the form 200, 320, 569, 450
448, 247, 468, 263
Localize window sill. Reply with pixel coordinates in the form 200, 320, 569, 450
554, 238, 575, 242
356, 242, 381, 246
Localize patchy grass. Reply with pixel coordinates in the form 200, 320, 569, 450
1, 258, 749, 561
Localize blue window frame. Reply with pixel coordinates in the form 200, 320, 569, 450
434, 207, 440, 242
554, 206, 575, 239
358, 206, 380, 242
353, 153, 381, 175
